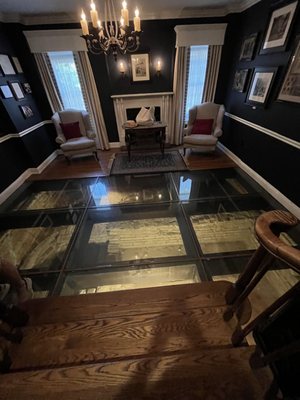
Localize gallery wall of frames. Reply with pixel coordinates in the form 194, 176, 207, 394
220, 0, 300, 207
0, 26, 57, 193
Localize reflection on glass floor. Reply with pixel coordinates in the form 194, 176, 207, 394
0, 167, 299, 297
89, 173, 177, 206
61, 263, 201, 295
1, 178, 97, 211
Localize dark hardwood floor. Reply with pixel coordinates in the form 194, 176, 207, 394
29, 147, 235, 181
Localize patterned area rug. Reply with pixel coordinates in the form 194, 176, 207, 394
110, 151, 188, 175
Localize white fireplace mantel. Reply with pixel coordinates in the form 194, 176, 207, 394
111, 92, 174, 145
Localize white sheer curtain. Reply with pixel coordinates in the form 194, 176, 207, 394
202, 45, 223, 103
184, 45, 209, 121
170, 47, 188, 145
34, 53, 63, 113
75, 52, 110, 150
48, 51, 86, 111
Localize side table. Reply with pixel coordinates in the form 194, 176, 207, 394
122, 122, 167, 161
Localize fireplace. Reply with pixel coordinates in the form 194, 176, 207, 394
111, 92, 173, 145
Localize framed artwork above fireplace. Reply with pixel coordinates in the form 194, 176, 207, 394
130, 54, 150, 82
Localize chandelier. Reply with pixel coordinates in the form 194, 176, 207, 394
80, 0, 142, 60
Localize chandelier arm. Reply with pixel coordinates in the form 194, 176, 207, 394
104, 1, 111, 39
111, 0, 119, 39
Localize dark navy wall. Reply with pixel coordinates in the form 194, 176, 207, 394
219, 0, 300, 206
22, 17, 228, 142
0, 23, 57, 193
93, 17, 228, 140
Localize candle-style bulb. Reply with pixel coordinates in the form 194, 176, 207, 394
119, 61, 125, 73
122, 1, 127, 9
90, 0, 99, 28
134, 8, 141, 31
80, 9, 89, 35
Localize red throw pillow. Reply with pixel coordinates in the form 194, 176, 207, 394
60, 121, 81, 140
191, 119, 214, 135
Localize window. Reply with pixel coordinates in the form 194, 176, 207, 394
184, 45, 209, 122
47, 51, 86, 110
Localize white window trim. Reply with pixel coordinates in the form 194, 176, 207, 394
174, 24, 227, 47
24, 29, 87, 53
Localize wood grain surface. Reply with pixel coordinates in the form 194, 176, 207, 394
1, 347, 263, 400
22, 281, 232, 326
11, 306, 233, 370
3, 281, 268, 399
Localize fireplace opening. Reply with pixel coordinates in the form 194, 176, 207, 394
126, 107, 161, 122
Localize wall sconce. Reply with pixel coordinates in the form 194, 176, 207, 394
156, 59, 162, 76
119, 61, 126, 77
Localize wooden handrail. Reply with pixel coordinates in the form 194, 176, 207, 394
255, 210, 300, 271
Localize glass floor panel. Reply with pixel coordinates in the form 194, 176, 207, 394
0, 210, 81, 271
191, 210, 261, 254
67, 204, 198, 269
0, 167, 298, 299
203, 256, 251, 280
21, 272, 59, 299
184, 197, 273, 255
88, 173, 177, 206
211, 168, 263, 197
1, 178, 98, 211
213, 265, 300, 327
172, 170, 227, 201
60, 263, 201, 295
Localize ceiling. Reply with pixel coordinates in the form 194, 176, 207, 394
0, 0, 260, 24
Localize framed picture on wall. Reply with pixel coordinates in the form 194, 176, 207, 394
131, 54, 150, 81
233, 69, 251, 92
278, 36, 300, 103
246, 67, 277, 107
8, 81, 25, 100
19, 104, 34, 119
22, 82, 32, 94
239, 33, 258, 61
0, 85, 14, 99
260, 1, 298, 54
12, 57, 23, 74
0, 54, 16, 75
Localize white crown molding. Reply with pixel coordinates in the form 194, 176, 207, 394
218, 142, 300, 219
0, 120, 53, 144
226, 0, 260, 13
20, 13, 79, 26
0, 0, 262, 25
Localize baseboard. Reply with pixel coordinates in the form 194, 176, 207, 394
0, 150, 59, 205
217, 142, 300, 219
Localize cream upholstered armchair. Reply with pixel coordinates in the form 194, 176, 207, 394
52, 109, 98, 162
183, 102, 225, 155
